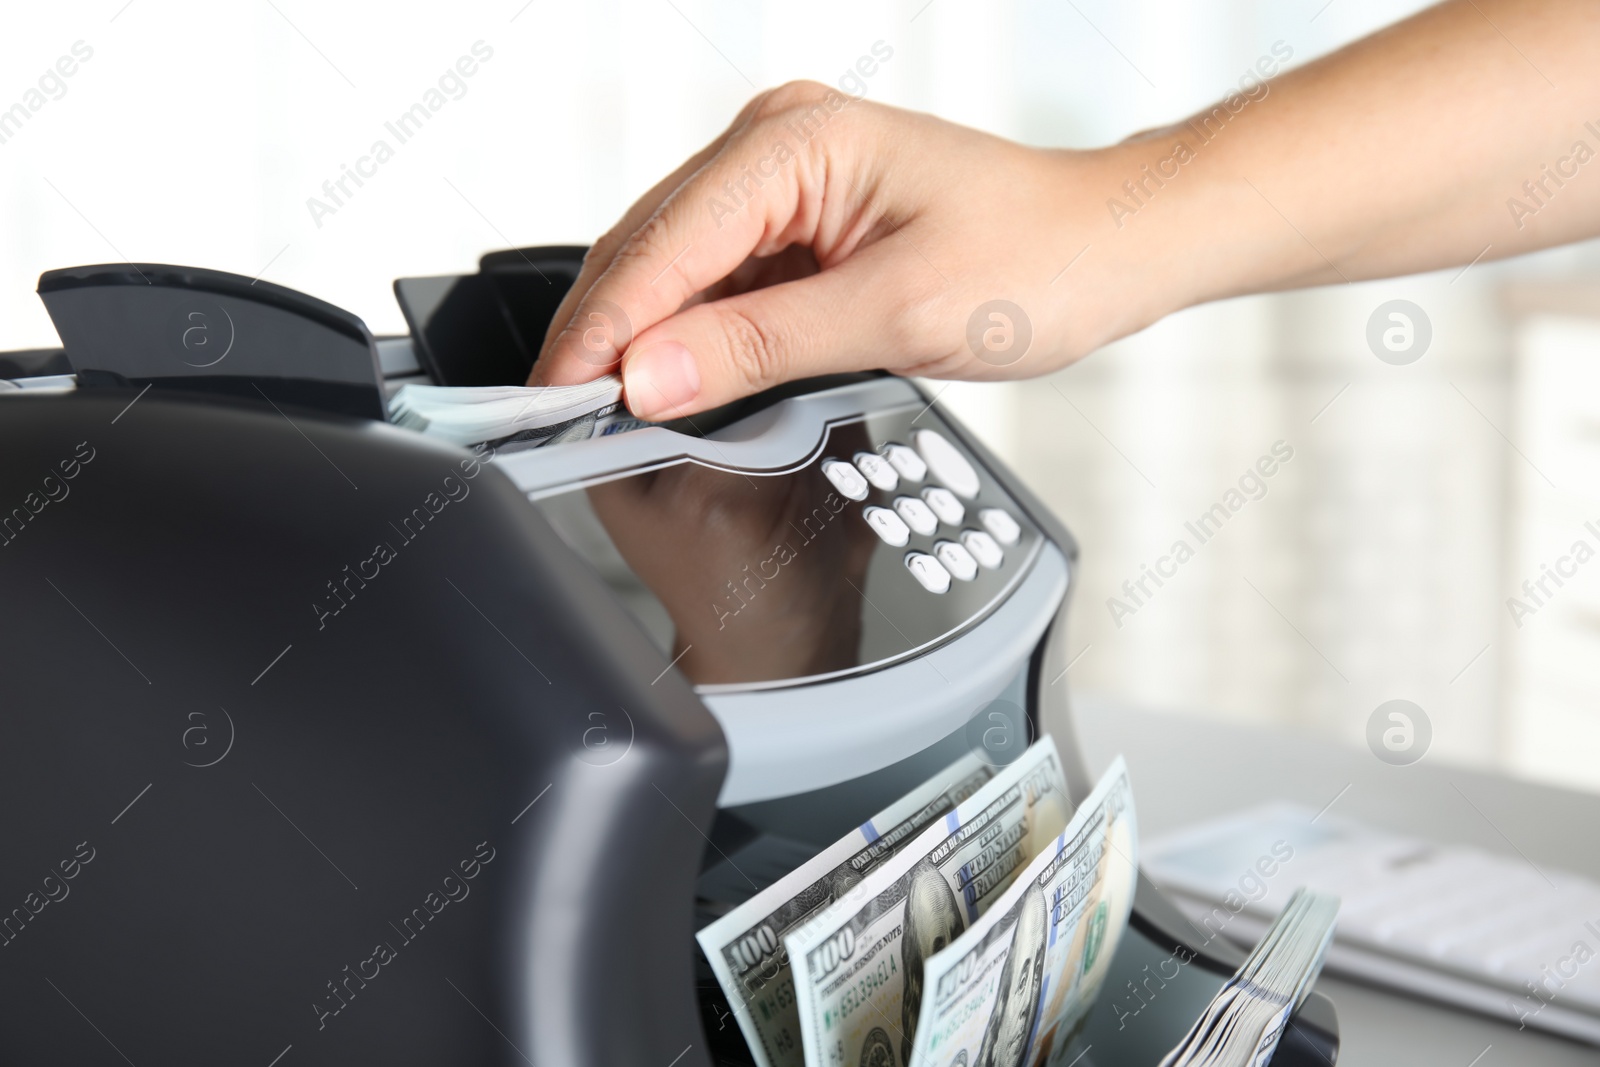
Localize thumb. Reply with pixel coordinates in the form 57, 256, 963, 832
620, 253, 913, 420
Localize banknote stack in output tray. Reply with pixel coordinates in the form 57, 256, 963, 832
699, 739, 1138, 1067
1157, 889, 1339, 1067
697, 737, 1339, 1067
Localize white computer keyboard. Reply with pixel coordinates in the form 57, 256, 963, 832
1144, 803, 1600, 1045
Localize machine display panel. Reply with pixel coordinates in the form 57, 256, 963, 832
533, 408, 1041, 690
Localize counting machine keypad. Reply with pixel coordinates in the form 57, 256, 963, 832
822, 427, 1031, 596
530, 395, 1043, 687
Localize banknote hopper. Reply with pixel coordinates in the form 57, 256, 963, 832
0, 249, 1338, 1065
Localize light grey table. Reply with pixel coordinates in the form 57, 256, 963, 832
1053, 693, 1600, 1067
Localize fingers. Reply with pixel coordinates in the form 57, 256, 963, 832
620, 246, 919, 420
528, 146, 732, 387
537, 82, 856, 389
529, 90, 780, 386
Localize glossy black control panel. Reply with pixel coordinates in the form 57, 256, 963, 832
531, 402, 1040, 690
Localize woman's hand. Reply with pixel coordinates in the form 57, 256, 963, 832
529, 81, 1163, 419
532, 1, 1600, 421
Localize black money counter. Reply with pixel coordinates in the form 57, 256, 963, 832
0, 249, 1339, 1065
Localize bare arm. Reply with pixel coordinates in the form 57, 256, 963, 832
1131, 0, 1600, 304
532, 0, 1600, 419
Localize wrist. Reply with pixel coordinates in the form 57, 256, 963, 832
1031, 144, 1205, 358
1040, 133, 1291, 354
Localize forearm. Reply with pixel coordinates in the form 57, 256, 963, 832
1095, 0, 1600, 325
533, 2, 1600, 411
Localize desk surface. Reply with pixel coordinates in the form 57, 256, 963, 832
1055, 694, 1600, 1067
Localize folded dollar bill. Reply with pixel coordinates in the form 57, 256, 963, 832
698, 752, 999, 1067
907, 757, 1138, 1067
1158, 888, 1339, 1067
387, 376, 644, 447
786, 738, 1072, 1067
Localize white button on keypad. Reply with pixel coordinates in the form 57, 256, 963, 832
904, 551, 952, 594
853, 451, 898, 492
979, 507, 1022, 545
934, 540, 979, 581
921, 486, 964, 526
961, 529, 1004, 570
893, 495, 938, 537
822, 458, 869, 501
912, 429, 980, 499
882, 443, 927, 482
862, 506, 910, 547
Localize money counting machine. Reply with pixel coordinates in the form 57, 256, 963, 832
0, 250, 1338, 1065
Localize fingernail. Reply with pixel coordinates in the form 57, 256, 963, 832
625, 341, 700, 419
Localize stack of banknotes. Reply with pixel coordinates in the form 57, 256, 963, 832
1157, 888, 1340, 1067
387, 377, 643, 447
698, 738, 1140, 1067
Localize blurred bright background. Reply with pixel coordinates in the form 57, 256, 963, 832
2, 0, 1597, 792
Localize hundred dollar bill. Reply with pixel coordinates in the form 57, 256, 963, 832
698, 753, 998, 1067
387, 377, 645, 448
1157, 887, 1338, 1067
906, 757, 1137, 1067
786, 738, 1072, 1067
